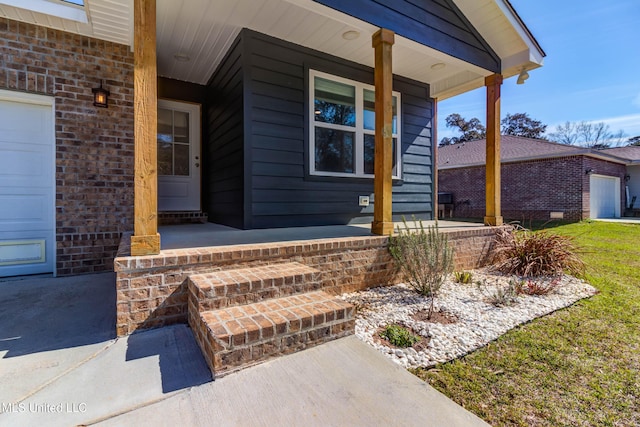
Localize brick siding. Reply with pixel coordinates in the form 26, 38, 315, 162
439, 155, 626, 221
114, 227, 504, 336
0, 18, 134, 275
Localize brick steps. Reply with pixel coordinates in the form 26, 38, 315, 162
188, 262, 323, 311
188, 263, 354, 377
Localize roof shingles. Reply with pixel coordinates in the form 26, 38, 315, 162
437, 136, 637, 168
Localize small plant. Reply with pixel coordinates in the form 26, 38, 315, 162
389, 217, 454, 319
522, 277, 561, 296
379, 324, 420, 348
493, 225, 584, 277
476, 278, 522, 307
454, 271, 473, 284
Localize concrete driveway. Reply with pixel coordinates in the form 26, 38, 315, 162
0, 273, 489, 427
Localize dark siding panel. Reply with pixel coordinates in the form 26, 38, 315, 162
313, 0, 500, 72
158, 77, 206, 105
205, 36, 245, 228
243, 30, 434, 227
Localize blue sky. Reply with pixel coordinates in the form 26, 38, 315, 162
437, 0, 640, 143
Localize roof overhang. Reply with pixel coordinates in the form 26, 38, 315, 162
438, 0, 545, 99
0, 0, 132, 46
0, 0, 545, 101
439, 150, 631, 171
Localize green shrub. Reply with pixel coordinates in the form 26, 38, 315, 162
476, 278, 522, 307
454, 271, 473, 284
380, 324, 420, 348
493, 226, 584, 277
389, 218, 454, 318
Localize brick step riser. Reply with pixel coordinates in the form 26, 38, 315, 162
189, 277, 324, 312
191, 312, 354, 377
188, 266, 324, 312
189, 290, 355, 377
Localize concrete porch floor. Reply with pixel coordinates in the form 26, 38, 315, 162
0, 273, 489, 427
159, 220, 486, 250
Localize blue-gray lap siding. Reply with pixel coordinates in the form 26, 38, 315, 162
206, 29, 434, 229
205, 36, 245, 228
313, 0, 500, 73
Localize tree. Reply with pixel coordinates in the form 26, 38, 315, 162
549, 120, 627, 149
550, 121, 579, 145
627, 136, 640, 146
439, 113, 485, 146
500, 112, 547, 139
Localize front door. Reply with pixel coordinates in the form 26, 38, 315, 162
157, 99, 201, 211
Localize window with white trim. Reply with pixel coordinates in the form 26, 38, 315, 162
309, 70, 401, 178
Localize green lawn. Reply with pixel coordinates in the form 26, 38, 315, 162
412, 221, 640, 426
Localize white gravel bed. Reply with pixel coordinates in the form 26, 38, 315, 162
341, 269, 597, 370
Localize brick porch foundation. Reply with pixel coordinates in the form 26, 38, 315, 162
114, 226, 506, 337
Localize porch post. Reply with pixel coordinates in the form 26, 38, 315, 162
131, 0, 161, 256
484, 73, 503, 226
433, 98, 439, 221
371, 28, 395, 236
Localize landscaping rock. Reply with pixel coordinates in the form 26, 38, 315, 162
341, 269, 597, 370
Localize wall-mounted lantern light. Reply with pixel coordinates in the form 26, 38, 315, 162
585, 168, 595, 175
625, 174, 631, 182
92, 80, 110, 108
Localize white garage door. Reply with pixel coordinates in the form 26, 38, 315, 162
0, 91, 55, 277
590, 174, 620, 219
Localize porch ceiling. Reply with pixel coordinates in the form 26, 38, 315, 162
0, 0, 545, 100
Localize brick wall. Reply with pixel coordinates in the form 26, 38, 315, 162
439, 155, 626, 221
114, 227, 504, 336
0, 18, 134, 275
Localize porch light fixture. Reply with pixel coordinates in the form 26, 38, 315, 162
516, 68, 529, 85
342, 30, 360, 40
92, 80, 110, 108
585, 168, 595, 175
430, 62, 446, 71
625, 174, 631, 182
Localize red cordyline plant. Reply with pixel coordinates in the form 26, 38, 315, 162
493, 225, 584, 277
522, 277, 562, 296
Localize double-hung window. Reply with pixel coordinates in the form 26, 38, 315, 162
309, 70, 401, 178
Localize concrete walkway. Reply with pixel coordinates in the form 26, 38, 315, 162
592, 217, 640, 224
0, 273, 489, 427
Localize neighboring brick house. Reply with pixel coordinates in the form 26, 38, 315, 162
438, 136, 629, 221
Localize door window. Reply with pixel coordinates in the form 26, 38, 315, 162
158, 108, 190, 176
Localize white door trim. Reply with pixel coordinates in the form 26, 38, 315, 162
0, 89, 56, 276
0, 89, 54, 106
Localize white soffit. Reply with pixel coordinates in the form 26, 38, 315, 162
453, 0, 545, 77
0, 0, 132, 46
0, 0, 88, 23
